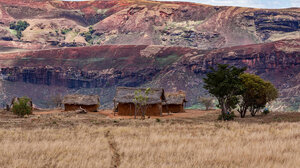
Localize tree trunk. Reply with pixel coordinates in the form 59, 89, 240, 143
241, 110, 246, 118
251, 108, 259, 117
240, 106, 248, 118
250, 106, 255, 117
220, 99, 226, 120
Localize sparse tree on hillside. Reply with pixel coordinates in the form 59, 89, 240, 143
9, 20, 30, 39
199, 97, 214, 110
203, 64, 246, 120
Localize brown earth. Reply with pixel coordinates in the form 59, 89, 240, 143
1, 109, 300, 129
0, 0, 298, 49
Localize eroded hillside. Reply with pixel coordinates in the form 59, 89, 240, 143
0, 0, 299, 110
0, 0, 299, 49
0, 39, 299, 110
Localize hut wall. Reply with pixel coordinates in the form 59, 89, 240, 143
163, 104, 184, 113
64, 104, 99, 112
118, 103, 161, 116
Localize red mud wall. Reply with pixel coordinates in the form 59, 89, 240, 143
118, 103, 162, 116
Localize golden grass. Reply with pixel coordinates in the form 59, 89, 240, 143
0, 122, 300, 168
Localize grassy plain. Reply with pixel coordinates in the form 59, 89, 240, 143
0, 110, 300, 168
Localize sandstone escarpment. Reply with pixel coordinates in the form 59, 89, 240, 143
0, 0, 298, 49
0, 39, 299, 110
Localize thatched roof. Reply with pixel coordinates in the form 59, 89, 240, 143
164, 91, 187, 105
62, 94, 100, 106
114, 87, 166, 104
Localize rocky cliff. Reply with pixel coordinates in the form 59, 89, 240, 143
0, 0, 299, 110
0, 0, 299, 49
0, 39, 299, 110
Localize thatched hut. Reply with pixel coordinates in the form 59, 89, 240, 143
163, 91, 187, 113
114, 87, 166, 116
62, 94, 100, 112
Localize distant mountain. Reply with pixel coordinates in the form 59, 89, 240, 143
0, 0, 299, 49
0, 0, 299, 111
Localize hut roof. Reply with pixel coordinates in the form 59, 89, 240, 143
114, 87, 166, 104
164, 91, 187, 105
62, 94, 100, 106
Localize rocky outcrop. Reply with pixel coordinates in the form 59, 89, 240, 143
0, 0, 298, 49
0, 39, 299, 110
0, 0, 298, 110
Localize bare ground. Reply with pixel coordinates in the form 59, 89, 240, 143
1, 109, 300, 129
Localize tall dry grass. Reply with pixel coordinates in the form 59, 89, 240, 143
0, 126, 110, 168
0, 122, 300, 168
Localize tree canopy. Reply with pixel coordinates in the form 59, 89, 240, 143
239, 73, 278, 117
9, 21, 30, 39
203, 64, 278, 120
203, 64, 246, 120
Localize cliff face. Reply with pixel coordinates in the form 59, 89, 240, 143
0, 39, 299, 110
0, 0, 299, 110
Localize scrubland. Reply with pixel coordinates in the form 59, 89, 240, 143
0, 110, 300, 168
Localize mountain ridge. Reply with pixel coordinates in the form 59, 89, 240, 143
0, 0, 299, 111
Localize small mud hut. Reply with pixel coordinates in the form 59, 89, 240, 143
163, 91, 187, 113
62, 94, 100, 112
114, 87, 166, 116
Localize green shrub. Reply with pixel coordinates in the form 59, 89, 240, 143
156, 118, 161, 122
9, 21, 30, 39
12, 97, 32, 117
80, 26, 96, 43
10, 21, 30, 31
218, 112, 236, 121
262, 108, 270, 115
61, 28, 72, 35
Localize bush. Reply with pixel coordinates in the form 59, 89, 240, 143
10, 21, 29, 31
80, 26, 96, 43
9, 21, 30, 39
61, 28, 72, 35
262, 108, 270, 115
12, 97, 32, 117
218, 111, 236, 121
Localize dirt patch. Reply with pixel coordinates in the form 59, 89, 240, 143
105, 130, 121, 168
100, 109, 212, 119
191, 110, 300, 124
1, 109, 300, 129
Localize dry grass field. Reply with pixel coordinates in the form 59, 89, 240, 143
0, 110, 300, 168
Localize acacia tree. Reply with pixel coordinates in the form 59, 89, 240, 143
133, 88, 151, 119
203, 64, 246, 120
199, 97, 214, 110
238, 73, 278, 117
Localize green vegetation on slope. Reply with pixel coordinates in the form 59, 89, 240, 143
9, 21, 30, 39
